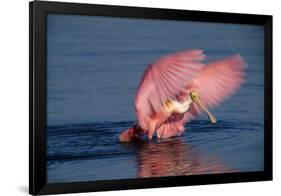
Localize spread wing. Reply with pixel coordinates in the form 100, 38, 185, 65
158, 55, 246, 138
134, 49, 205, 130
190, 55, 245, 108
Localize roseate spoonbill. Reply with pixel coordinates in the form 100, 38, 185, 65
119, 49, 245, 142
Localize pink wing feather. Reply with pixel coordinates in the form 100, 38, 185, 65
134, 50, 205, 130
190, 55, 245, 108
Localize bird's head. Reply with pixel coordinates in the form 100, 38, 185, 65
190, 91, 200, 102
190, 91, 217, 124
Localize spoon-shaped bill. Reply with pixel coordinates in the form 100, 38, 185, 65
194, 98, 217, 124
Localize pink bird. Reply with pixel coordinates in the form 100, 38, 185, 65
119, 49, 245, 142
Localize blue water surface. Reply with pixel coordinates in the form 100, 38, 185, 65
47, 14, 264, 183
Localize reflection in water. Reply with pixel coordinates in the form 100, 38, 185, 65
135, 138, 235, 178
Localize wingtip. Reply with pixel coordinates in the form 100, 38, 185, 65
196, 49, 206, 61
228, 54, 247, 85
234, 54, 246, 66
184, 49, 206, 61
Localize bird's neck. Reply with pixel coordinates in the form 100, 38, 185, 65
164, 97, 192, 114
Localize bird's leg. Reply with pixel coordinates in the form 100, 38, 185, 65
147, 121, 156, 141
156, 130, 161, 139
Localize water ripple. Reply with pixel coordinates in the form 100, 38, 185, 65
47, 119, 263, 165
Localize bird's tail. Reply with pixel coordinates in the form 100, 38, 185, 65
119, 127, 135, 142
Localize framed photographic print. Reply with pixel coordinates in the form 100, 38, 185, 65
29, 1, 272, 195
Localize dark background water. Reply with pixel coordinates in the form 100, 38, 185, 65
47, 14, 264, 183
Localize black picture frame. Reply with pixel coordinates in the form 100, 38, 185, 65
29, 1, 273, 195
